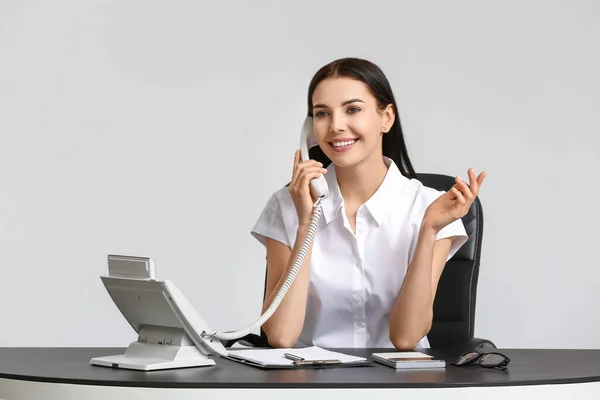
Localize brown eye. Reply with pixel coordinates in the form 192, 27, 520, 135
315, 110, 329, 118
347, 107, 360, 114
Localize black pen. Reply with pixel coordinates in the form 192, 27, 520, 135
284, 353, 305, 362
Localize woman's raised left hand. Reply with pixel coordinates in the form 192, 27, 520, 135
423, 168, 486, 233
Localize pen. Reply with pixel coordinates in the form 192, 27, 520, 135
284, 353, 305, 362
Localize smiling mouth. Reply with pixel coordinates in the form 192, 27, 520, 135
329, 139, 358, 148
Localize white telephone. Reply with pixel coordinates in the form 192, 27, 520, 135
300, 116, 329, 199
202, 117, 329, 342
94, 118, 333, 370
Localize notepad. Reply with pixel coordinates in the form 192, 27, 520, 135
371, 351, 446, 369
226, 346, 370, 369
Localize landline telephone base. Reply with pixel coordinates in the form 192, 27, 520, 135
90, 325, 215, 371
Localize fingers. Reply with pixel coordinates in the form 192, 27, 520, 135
466, 168, 487, 196
457, 168, 487, 199
290, 151, 327, 195
291, 151, 322, 185
299, 171, 326, 191
455, 176, 474, 202
295, 164, 326, 188
467, 168, 478, 195
449, 168, 486, 216
291, 150, 301, 186
450, 186, 467, 205
477, 170, 487, 186
292, 169, 327, 199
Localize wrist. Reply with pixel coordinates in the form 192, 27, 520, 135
420, 218, 440, 238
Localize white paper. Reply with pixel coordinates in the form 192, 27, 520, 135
371, 351, 433, 359
227, 346, 367, 366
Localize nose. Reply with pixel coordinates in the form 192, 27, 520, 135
330, 111, 347, 133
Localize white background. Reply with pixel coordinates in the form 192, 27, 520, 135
1, 0, 598, 349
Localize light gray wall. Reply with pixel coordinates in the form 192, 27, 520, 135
1, 0, 598, 348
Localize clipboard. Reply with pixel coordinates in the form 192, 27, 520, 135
225, 354, 372, 369
225, 346, 372, 369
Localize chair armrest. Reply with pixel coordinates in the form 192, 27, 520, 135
452, 337, 497, 352
470, 337, 497, 350
222, 333, 271, 349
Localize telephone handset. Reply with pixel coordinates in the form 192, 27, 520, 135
300, 116, 329, 199
204, 117, 328, 343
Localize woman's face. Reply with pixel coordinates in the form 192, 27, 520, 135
311, 77, 394, 168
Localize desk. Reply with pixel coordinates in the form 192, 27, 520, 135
0, 347, 599, 399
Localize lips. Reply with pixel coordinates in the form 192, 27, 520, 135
329, 138, 358, 152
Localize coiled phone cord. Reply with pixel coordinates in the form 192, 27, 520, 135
204, 197, 323, 341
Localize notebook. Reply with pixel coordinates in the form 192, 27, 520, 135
226, 346, 371, 369
371, 351, 446, 369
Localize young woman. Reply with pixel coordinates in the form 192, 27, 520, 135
251, 58, 486, 350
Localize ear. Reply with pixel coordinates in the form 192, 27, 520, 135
381, 104, 395, 133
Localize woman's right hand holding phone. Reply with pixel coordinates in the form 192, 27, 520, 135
289, 150, 327, 228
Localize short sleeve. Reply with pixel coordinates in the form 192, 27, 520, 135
250, 193, 292, 248
420, 186, 469, 262
437, 217, 468, 261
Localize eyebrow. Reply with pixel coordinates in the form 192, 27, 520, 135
313, 98, 364, 109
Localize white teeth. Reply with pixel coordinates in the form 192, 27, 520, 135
332, 140, 357, 147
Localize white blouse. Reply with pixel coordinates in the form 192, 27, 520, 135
251, 157, 468, 349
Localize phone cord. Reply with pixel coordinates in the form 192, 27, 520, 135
204, 197, 323, 341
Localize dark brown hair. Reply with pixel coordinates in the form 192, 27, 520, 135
306, 57, 416, 179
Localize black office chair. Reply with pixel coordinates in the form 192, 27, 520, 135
416, 173, 495, 351
224, 173, 495, 351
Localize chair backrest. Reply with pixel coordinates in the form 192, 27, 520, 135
257, 173, 484, 349
416, 173, 484, 348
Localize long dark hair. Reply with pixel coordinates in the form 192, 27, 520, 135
306, 57, 417, 179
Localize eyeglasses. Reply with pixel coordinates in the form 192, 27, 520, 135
453, 350, 510, 371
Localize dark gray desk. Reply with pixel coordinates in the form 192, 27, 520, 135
1, 347, 599, 399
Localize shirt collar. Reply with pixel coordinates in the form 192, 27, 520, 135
320, 157, 409, 226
